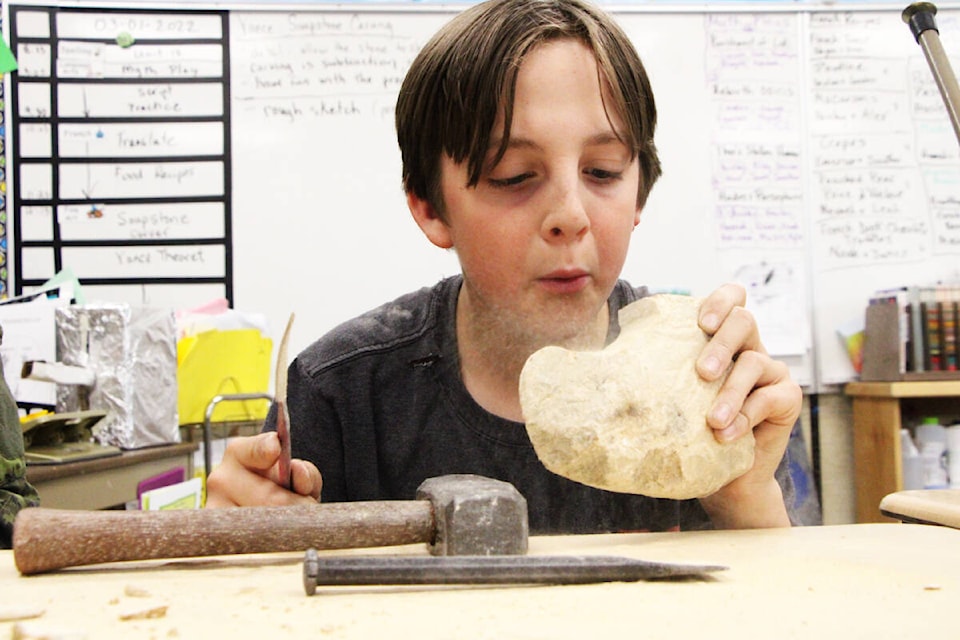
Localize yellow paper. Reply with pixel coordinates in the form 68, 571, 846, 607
177, 328, 272, 424
141, 478, 204, 510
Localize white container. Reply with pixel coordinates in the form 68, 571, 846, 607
947, 424, 960, 489
916, 417, 949, 489
901, 429, 924, 490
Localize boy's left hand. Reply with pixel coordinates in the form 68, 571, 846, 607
694, 283, 802, 528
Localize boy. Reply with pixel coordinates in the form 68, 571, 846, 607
207, 0, 803, 531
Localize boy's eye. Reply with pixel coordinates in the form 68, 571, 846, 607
488, 172, 534, 188
585, 168, 622, 181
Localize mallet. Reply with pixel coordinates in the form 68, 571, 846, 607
13, 474, 528, 575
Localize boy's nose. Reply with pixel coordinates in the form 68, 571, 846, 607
541, 182, 589, 241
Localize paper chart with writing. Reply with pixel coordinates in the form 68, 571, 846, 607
9, 7, 232, 307
705, 12, 810, 360
806, 10, 960, 384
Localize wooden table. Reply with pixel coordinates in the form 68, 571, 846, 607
25, 442, 198, 510
881, 489, 960, 528
2, 523, 958, 638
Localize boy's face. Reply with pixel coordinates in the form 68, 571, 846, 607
430, 38, 642, 347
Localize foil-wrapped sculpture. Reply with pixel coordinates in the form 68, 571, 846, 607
56, 305, 179, 449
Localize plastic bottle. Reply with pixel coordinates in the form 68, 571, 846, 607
947, 422, 960, 489
916, 417, 949, 489
901, 429, 924, 490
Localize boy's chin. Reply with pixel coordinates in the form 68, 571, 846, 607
522, 311, 609, 351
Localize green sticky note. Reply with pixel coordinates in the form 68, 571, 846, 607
0, 38, 18, 74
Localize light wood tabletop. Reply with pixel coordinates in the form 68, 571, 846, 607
881, 489, 960, 528
2, 523, 957, 638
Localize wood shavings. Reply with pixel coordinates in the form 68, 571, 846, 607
0, 604, 45, 622
11, 621, 86, 640
117, 601, 169, 621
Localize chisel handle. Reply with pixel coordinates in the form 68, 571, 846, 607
13, 501, 435, 575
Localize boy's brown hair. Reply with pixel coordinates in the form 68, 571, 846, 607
396, 0, 662, 219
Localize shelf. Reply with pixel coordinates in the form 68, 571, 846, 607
25, 442, 199, 510
845, 380, 960, 523
845, 380, 960, 399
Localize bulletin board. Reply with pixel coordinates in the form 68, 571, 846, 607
3, 1, 960, 392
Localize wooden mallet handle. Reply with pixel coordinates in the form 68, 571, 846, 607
13, 502, 434, 575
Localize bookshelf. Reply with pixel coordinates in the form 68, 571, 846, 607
845, 380, 960, 523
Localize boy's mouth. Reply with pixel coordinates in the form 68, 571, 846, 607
539, 269, 590, 294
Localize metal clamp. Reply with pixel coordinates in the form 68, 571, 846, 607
201, 392, 273, 478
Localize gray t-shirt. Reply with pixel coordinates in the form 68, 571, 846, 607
267, 276, 799, 533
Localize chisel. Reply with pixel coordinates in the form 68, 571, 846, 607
302, 549, 726, 595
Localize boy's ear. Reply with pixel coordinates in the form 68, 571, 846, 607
407, 191, 454, 249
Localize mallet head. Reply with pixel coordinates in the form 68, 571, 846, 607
416, 474, 528, 556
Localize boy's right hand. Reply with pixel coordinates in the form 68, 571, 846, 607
204, 432, 323, 508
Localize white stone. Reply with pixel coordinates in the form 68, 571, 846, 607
519, 294, 755, 499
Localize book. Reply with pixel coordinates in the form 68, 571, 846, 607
921, 293, 942, 372
861, 299, 903, 380
870, 288, 910, 374
907, 285, 925, 373
942, 296, 958, 372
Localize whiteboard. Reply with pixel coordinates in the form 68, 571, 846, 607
5, 2, 960, 392
227, 8, 462, 370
